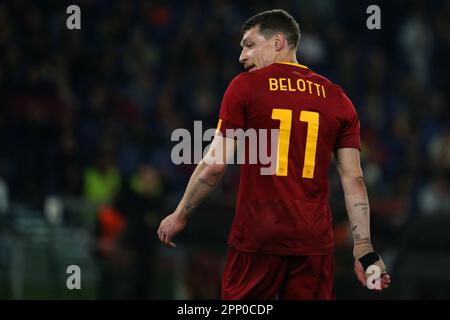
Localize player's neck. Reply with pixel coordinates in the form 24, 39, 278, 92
274, 51, 298, 65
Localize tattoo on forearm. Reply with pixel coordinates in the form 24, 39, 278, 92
183, 175, 224, 216
351, 224, 360, 239
354, 202, 369, 215
354, 202, 368, 207
185, 202, 195, 212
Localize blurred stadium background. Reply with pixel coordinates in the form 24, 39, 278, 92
0, 0, 449, 299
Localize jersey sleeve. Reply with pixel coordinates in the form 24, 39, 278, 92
217, 73, 249, 136
334, 90, 361, 150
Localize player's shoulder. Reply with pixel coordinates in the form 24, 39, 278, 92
228, 71, 253, 87
308, 68, 342, 93
311, 69, 353, 103
231, 70, 260, 82
301, 67, 356, 114
229, 64, 282, 89
226, 70, 263, 95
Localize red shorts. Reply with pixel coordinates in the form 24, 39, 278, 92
221, 247, 335, 300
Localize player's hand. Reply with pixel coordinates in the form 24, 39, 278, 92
354, 258, 391, 291
157, 212, 187, 248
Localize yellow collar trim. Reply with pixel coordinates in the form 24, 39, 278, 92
276, 62, 308, 69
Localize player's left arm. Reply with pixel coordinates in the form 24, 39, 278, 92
335, 147, 391, 291
157, 134, 236, 248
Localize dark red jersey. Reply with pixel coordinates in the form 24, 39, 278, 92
218, 62, 360, 255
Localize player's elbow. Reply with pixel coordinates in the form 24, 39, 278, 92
340, 172, 366, 192
337, 162, 364, 181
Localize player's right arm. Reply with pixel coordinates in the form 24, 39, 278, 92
157, 73, 248, 248
335, 147, 391, 291
157, 134, 236, 248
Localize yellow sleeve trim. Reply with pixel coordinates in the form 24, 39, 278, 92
216, 119, 222, 134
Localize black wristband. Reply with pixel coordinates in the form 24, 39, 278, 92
359, 252, 380, 271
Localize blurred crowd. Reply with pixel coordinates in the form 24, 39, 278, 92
0, 0, 449, 299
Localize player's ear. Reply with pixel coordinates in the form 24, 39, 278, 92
274, 33, 285, 52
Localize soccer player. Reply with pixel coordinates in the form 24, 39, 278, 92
158, 9, 391, 299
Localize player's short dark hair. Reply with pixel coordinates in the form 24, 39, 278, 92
242, 9, 301, 50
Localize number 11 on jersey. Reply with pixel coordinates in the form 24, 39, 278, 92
271, 109, 319, 178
